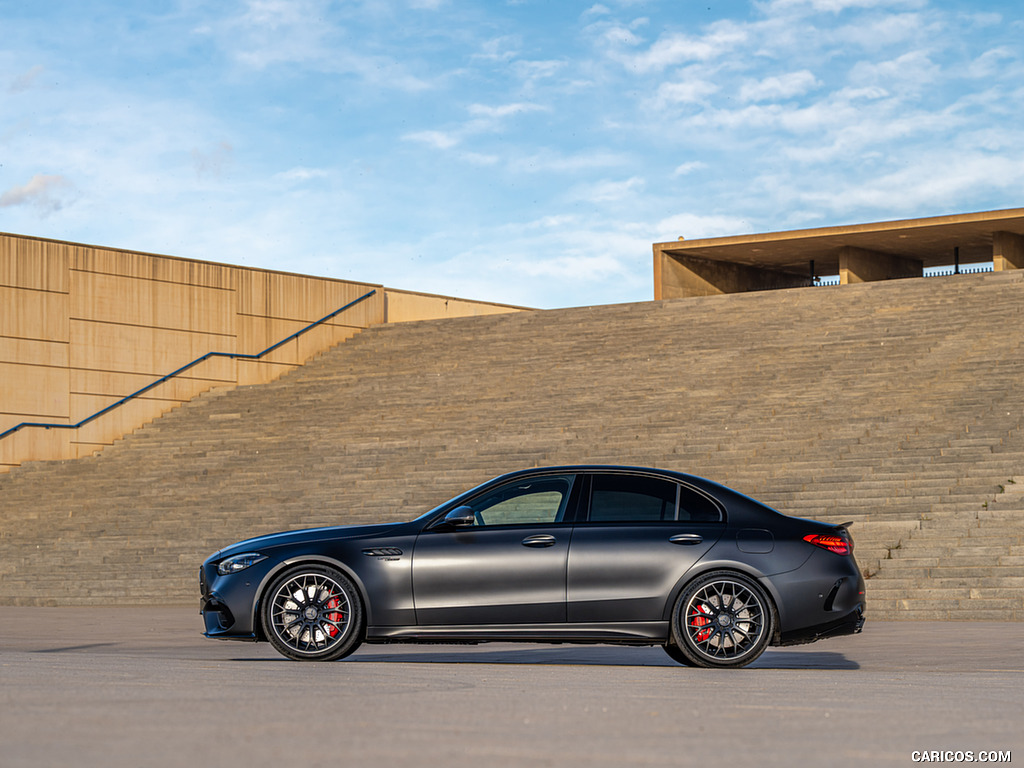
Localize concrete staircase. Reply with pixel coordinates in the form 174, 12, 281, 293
1, 271, 1022, 618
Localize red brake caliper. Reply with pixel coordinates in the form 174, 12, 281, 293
690, 603, 712, 643
325, 597, 343, 637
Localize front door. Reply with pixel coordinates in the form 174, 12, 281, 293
412, 474, 576, 625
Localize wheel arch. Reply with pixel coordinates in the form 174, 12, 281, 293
663, 560, 784, 644
250, 555, 372, 641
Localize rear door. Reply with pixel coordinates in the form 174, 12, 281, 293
566, 472, 724, 623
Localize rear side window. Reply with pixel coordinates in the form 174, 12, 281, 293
587, 474, 724, 523
589, 475, 678, 522
678, 486, 722, 522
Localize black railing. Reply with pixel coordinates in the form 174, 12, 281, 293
925, 266, 993, 277
0, 289, 377, 444
811, 265, 994, 286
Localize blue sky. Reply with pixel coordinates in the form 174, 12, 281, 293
2, 0, 1022, 308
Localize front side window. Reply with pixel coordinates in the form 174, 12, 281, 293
469, 475, 575, 526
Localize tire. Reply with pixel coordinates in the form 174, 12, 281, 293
670, 571, 774, 669
261, 565, 365, 661
661, 641, 699, 666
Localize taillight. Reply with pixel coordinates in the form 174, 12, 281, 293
803, 532, 851, 555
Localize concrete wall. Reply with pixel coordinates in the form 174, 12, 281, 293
384, 289, 529, 323
0, 233, 526, 471
839, 246, 923, 284
654, 248, 808, 299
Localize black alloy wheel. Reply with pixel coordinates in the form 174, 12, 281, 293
671, 571, 774, 669
262, 565, 365, 661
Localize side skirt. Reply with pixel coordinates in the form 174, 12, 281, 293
365, 621, 669, 646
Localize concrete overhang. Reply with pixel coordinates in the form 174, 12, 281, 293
655, 207, 1024, 276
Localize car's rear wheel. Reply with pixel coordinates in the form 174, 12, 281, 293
671, 571, 773, 669
262, 565, 364, 661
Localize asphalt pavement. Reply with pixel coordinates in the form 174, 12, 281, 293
0, 606, 1020, 767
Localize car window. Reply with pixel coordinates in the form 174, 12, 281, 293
588, 474, 678, 522
678, 485, 723, 522
470, 475, 574, 526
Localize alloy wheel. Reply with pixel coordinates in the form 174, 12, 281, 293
263, 567, 363, 660
673, 573, 773, 668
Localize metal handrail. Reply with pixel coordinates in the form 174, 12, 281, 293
0, 288, 377, 443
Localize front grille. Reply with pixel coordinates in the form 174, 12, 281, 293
199, 566, 207, 597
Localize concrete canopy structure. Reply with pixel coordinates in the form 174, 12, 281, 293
654, 207, 1024, 299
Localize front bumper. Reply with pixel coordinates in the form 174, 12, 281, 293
199, 561, 262, 639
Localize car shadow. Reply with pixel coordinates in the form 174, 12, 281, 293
307, 646, 862, 670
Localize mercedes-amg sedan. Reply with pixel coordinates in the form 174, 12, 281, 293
200, 466, 864, 668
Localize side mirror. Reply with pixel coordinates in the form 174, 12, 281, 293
441, 505, 476, 528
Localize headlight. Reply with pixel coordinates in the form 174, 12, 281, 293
217, 552, 267, 575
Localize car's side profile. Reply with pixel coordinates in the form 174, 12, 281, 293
200, 466, 864, 668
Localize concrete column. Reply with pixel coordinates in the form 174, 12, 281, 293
654, 248, 808, 299
839, 246, 923, 285
993, 231, 1024, 271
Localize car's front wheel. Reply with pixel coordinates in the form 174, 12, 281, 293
670, 571, 774, 669
262, 565, 364, 661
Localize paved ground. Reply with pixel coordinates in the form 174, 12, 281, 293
0, 607, 1020, 767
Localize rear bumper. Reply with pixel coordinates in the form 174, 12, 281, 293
777, 606, 864, 647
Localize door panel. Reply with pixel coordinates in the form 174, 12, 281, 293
567, 523, 723, 623
412, 526, 570, 625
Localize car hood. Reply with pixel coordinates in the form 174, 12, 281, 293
211, 522, 405, 561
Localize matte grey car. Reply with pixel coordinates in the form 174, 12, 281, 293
200, 466, 865, 668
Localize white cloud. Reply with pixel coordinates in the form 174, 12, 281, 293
0, 174, 75, 214
763, 0, 925, 14
516, 149, 631, 174
832, 12, 930, 50
472, 36, 521, 62
801, 153, 1024, 213
402, 102, 545, 158
967, 47, 1019, 78
654, 212, 754, 242
739, 70, 820, 102
403, 130, 460, 149
573, 176, 646, 204
616, 22, 748, 73
582, 5, 612, 19
672, 161, 706, 176
275, 167, 330, 183
467, 103, 545, 119
655, 77, 719, 106
850, 50, 940, 92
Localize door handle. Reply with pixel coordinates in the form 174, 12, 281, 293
669, 533, 703, 545
521, 534, 556, 548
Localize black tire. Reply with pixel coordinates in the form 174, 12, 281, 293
670, 571, 774, 669
661, 641, 699, 666
261, 565, 365, 661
